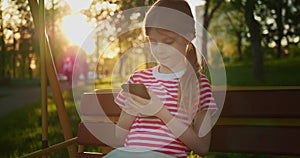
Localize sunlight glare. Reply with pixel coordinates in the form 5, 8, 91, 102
62, 14, 95, 54
2, 0, 9, 10
64, 0, 92, 12
106, 52, 118, 59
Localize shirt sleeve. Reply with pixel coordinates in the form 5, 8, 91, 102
198, 75, 218, 115
114, 74, 136, 108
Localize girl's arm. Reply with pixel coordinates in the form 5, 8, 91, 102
115, 110, 136, 146
156, 108, 211, 156
123, 91, 212, 155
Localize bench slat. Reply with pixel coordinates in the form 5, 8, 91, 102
217, 117, 300, 127
214, 89, 300, 117
211, 125, 300, 155
79, 92, 121, 117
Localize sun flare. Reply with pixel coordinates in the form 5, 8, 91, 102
61, 13, 95, 54
61, 0, 95, 54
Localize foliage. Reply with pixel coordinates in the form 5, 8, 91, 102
210, 0, 248, 62
213, 0, 300, 60
287, 44, 300, 58
208, 0, 300, 84
0, 0, 36, 79
259, 0, 300, 58
0, 0, 71, 80
200, 0, 224, 61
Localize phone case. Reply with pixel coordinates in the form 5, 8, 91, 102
121, 84, 151, 99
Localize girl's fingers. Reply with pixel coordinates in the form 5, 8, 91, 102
148, 89, 160, 101
123, 89, 164, 116
127, 92, 150, 105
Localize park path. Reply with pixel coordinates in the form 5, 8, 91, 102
0, 82, 73, 117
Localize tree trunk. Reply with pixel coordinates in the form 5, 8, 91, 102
202, 0, 223, 64
245, 0, 264, 83
0, 1, 5, 79
12, 53, 16, 79
236, 31, 242, 61
275, 1, 284, 58
226, 12, 243, 61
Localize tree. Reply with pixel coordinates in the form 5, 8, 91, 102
2, 0, 35, 79
266, 0, 285, 58
208, 0, 300, 82
210, 1, 247, 61
0, 0, 6, 79
261, 0, 300, 58
201, 0, 224, 62
244, 0, 264, 82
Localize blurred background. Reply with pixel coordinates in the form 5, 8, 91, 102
0, 0, 298, 87
0, 0, 299, 157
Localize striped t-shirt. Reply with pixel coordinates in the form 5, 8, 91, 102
115, 66, 217, 158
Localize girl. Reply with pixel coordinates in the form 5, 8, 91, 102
110, 0, 217, 157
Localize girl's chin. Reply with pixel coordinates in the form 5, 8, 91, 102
159, 64, 182, 72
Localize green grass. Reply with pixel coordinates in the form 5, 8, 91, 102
224, 57, 300, 87
0, 89, 81, 158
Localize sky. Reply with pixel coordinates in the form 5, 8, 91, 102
62, 0, 205, 54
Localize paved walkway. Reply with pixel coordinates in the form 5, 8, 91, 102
0, 82, 73, 117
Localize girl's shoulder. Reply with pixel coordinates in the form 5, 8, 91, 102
199, 74, 212, 88
131, 67, 155, 77
129, 67, 155, 82
199, 74, 210, 82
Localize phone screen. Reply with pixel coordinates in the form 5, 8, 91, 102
121, 84, 151, 99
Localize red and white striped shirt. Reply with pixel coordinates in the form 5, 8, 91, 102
115, 66, 217, 158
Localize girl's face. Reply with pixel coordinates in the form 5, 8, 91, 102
147, 28, 188, 73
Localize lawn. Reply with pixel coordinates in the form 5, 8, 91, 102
225, 57, 300, 87
0, 57, 300, 157
0, 89, 80, 158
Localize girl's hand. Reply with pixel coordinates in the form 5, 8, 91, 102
123, 90, 167, 118
122, 97, 139, 116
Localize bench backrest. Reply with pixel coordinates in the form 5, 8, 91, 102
78, 89, 300, 156
211, 89, 300, 155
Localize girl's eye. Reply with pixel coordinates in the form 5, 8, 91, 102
163, 37, 175, 44
164, 40, 175, 45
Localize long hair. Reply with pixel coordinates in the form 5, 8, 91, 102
144, 0, 202, 121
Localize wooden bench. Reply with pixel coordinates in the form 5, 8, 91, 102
76, 89, 300, 157
76, 92, 121, 158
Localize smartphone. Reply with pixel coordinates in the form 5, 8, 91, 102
121, 83, 151, 99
